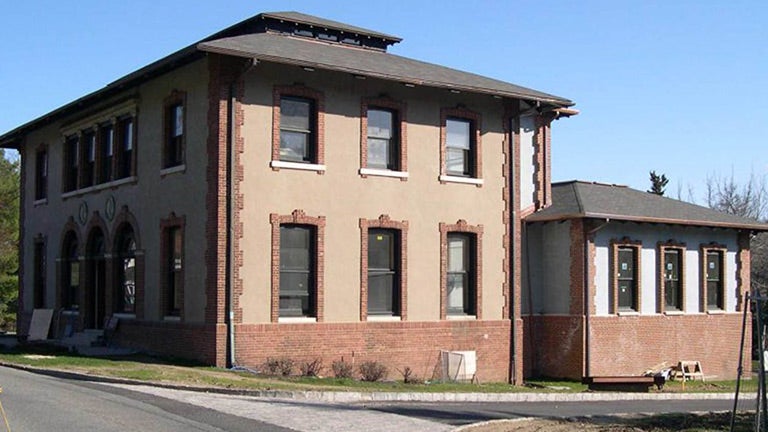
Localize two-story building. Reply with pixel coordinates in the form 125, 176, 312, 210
1, 11, 762, 382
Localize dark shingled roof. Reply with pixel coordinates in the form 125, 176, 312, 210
261, 11, 402, 42
198, 33, 571, 104
526, 180, 768, 231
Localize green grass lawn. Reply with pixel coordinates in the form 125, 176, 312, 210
0, 345, 758, 394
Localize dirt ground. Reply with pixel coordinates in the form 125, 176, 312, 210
460, 412, 754, 432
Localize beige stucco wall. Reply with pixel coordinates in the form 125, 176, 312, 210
20, 57, 211, 323
239, 62, 510, 324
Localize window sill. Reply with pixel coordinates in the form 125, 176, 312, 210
617, 311, 639, 316
664, 310, 685, 316
112, 313, 136, 320
62, 176, 138, 199
33, 198, 48, 207
163, 315, 181, 322
270, 160, 326, 173
278, 316, 317, 323
447, 314, 477, 321
367, 315, 401, 322
359, 168, 409, 179
160, 165, 186, 176
61, 310, 80, 316
706, 309, 726, 315
439, 175, 484, 186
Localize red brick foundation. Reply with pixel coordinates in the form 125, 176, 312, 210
113, 321, 226, 365
234, 320, 511, 382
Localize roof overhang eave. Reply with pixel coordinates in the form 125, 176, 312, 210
198, 44, 574, 107
525, 211, 768, 232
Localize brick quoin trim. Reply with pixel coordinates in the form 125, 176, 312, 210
532, 114, 555, 210
270, 210, 326, 322
700, 242, 727, 312
272, 84, 325, 169
360, 96, 408, 178
439, 220, 483, 320
160, 212, 185, 320
359, 215, 409, 321
656, 240, 687, 313
609, 237, 642, 313
440, 106, 482, 184
736, 232, 751, 312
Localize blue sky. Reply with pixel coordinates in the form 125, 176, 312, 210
1, 1, 766, 202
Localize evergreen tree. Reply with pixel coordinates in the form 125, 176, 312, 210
648, 170, 669, 196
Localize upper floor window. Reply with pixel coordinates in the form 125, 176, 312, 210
34, 147, 48, 201
440, 107, 482, 184
163, 92, 186, 169
702, 246, 725, 311
279, 96, 315, 163
98, 123, 114, 184
116, 116, 135, 179
367, 109, 398, 170
80, 130, 96, 188
271, 85, 325, 171
63, 135, 79, 192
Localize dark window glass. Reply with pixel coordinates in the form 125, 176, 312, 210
447, 233, 476, 315
115, 227, 136, 314
117, 117, 134, 179
367, 109, 398, 170
166, 227, 183, 315
62, 234, 79, 310
64, 136, 79, 192
617, 247, 637, 310
664, 249, 682, 310
99, 124, 114, 184
706, 250, 723, 310
446, 118, 473, 177
165, 103, 184, 168
81, 130, 96, 187
368, 229, 400, 316
279, 225, 315, 317
33, 241, 46, 309
279, 97, 314, 163
35, 149, 47, 200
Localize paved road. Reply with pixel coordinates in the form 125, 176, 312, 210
0, 366, 292, 431
0, 365, 757, 431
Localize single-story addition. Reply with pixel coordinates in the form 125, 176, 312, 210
523, 180, 767, 380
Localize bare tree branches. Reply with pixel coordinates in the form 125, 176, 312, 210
705, 171, 768, 221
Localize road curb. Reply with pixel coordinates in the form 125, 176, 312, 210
0, 361, 753, 404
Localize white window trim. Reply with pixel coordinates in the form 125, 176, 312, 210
617, 311, 640, 317
663, 310, 685, 316
278, 316, 318, 323
446, 314, 477, 321
270, 160, 326, 172
160, 165, 186, 176
33, 198, 48, 207
706, 309, 726, 315
359, 168, 409, 179
367, 315, 402, 322
439, 175, 483, 185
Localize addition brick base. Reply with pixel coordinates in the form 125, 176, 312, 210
235, 320, 511, 382
113, 321, 226, 365
525, 313, 749, 381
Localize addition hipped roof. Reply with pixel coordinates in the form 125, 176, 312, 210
526, 180, 768, 231
0, 11, 572, 148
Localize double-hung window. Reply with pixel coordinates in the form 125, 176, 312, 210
279, 97, 315, 163
663, 248, 683, 311
163, 92, 185, 169
445, 118, 473, 177
447, 233, 476, 316
705, 250, 724, 310
63, 136, 79, 192
34, 148, 48, 201
116, 116, 135, 179
164, 225, 183, 317
81, 130, 96, 188
279, 225, 316, 317
99, 123, 114, 184
367, 229, 400, 316
616, 246, 638, 311
367, 109, 398, 170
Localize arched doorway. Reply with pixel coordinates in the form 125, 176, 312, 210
85, 228, 106, 329
114, 225, 136, 315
